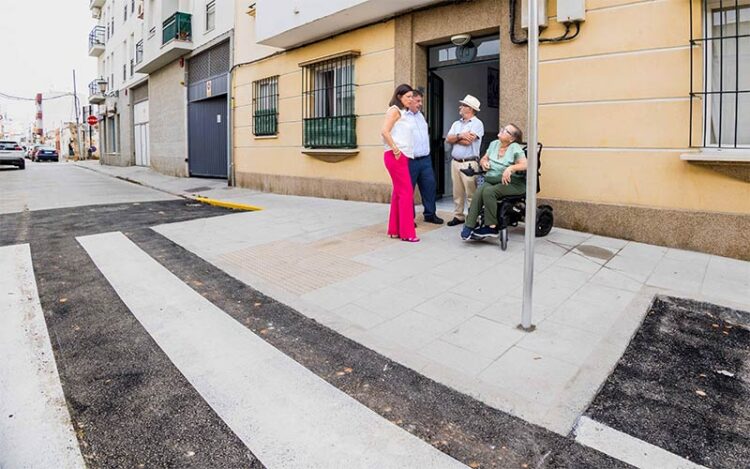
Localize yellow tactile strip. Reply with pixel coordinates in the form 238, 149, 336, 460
218, 217, 448, 296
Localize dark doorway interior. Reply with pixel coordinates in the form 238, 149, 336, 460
427, 35, 500, 198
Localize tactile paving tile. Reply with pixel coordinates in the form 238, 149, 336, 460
219, 240, 370, 295
218, 218, 449, 295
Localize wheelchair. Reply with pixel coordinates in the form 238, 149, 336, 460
464, 142, 554, 250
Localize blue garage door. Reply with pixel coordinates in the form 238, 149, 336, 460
187, 42, 230, 178
188, 96, 227, 178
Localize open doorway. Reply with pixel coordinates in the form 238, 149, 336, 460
427, 35, 500, 198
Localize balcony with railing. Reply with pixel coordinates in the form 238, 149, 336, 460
135, 12, 193, 74
88, 78, 106, 105
88, 25, 105, 57
162, 12, 192, 45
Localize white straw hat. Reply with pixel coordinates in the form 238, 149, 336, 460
459, 94, 481, 112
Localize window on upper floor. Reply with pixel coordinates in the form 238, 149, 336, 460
131, 0, 135, 14
692, 1, 750, 149
253, 76, 279, 136
301, 53, 358, 149
124, 3, 127, 22
206, 0, 216, 32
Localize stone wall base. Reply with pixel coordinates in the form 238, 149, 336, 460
236, 172, 392, 203
100, 153, 131, 167
541, 198, 750, 261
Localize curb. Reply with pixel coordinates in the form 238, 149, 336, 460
191, 196, 262, 212
73, 163, 263, 212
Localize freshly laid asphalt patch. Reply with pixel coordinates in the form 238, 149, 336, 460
129, 227, 630, 469
586, 295, 750, 468
1, 201, 264, 468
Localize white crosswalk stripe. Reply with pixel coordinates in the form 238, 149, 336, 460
574, 416, 708, 469
0, 244, 86, 469
77, 231, 469, 469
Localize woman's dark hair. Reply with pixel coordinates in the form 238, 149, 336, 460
507, 123, 523, 143
389, 83, 414, 109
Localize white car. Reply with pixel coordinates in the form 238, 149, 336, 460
0, 140, 25, 170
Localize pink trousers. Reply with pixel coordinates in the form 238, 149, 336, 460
384, 150, 416, 239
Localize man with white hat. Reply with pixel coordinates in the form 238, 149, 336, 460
445, 94, 484, 226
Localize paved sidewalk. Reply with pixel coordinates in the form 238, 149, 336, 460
76, 161, 750, 435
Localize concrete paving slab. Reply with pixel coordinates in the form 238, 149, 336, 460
369, 309, 462, 351
420, 338, 498, 377
479, 347, 583, 407
414, 292, 489, 324
647, 257, 709, 293
440, 316, 525, 361
515, 321, 602, 367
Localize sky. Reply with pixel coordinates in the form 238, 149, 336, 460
0, 0, 97, 136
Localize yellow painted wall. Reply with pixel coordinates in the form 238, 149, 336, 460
232, 21, 396, 188
538, 0, 749, 214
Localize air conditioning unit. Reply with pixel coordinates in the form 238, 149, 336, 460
91, 7, 101, 19
521, 0, 548, 29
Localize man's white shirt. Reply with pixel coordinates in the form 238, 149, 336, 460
448, 117, 484, 159
407, 110, 431, 158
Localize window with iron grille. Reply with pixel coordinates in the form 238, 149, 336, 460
690, 1, 750, 149
253, 76, 278, 136
206, 0, 216, 32
301, 53, 358, 148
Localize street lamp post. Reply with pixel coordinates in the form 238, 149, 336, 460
520, 0, 540, 332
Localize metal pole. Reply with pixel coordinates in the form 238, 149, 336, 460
72, 70, 84, 160
519, 0, 540, 332
88, 105, 93, 157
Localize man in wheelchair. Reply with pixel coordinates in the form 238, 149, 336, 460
459, 124, 527, 240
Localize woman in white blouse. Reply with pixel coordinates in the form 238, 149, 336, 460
381, 84, 419, 242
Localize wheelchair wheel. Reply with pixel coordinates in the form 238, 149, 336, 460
500, 228, 508, 250
535, 205, 554, 237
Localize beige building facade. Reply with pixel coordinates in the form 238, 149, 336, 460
232, 0, 749, 259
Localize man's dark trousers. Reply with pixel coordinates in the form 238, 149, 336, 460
409, 155, 438, 219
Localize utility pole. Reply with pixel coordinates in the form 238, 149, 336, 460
72, 69, 84, 160
520, 0, 540, 332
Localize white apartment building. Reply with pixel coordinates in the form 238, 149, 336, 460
88, 0, 147, 167
89, 0, 234, 177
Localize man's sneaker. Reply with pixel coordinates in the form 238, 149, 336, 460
473, 226, 500, 238
447, 217, 465, 227
424, 215, 444, 225
460, 226, 474, 240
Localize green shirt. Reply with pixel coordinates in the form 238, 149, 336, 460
485, 141, 525, 179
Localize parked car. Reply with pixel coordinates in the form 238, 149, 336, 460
33, 146, 59, 162
0, 140, 26, 169
26, 144, 42, 159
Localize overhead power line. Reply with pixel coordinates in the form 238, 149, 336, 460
0, 91, 75, 102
